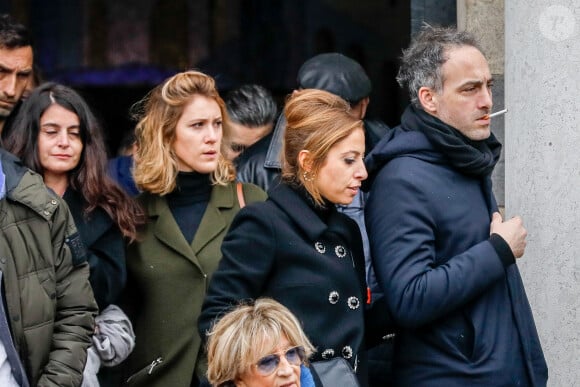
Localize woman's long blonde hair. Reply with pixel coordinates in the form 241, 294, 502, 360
133, 70, 235, 195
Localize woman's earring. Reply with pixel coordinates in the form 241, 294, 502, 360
303, 171, 315, 182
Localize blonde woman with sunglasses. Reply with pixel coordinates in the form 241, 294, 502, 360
206, 298, 316, 387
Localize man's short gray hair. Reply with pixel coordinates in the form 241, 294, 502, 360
225, 84, 278, 127
396, 26, 483, 107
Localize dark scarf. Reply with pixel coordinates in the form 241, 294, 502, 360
402, 105, 502, 176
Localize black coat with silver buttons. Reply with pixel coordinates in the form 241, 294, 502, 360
199, 183, 372, 386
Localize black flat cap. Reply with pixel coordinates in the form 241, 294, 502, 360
297, 53, 371, 103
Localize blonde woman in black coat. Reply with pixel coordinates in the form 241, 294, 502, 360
200, 89, 381, 387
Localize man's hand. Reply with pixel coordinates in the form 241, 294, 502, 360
490, 212, 527, 258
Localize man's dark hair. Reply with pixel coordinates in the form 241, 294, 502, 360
225, 84, 278, 127
397, 26, 483, 107
0, 14, 32, 49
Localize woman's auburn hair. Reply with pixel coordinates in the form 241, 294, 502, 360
206, 298, 315, 386
281, 88, 363, 206
132, 70, 235, 195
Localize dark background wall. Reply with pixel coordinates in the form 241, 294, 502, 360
1, 0, 455, 156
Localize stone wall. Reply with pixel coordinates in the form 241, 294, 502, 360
458, 0, 506, 207
505, 1, 580, 385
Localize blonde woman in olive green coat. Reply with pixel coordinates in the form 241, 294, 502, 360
118, 71, 266, 387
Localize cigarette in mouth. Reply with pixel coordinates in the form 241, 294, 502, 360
488, 109, 508, 119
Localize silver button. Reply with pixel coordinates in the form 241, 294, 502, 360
342, 346, 353, 359
321, 349, 335, 359
328, 291, 339, 304
314, 241, 326, 254
50, 199, 57, 205
334, 245, 346, 258
347, 296, 360, 310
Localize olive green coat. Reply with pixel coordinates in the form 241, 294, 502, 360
0, 149, 97, 387
120, 182, 266, 386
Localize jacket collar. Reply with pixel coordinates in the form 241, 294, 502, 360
264, 114, 285, 169
268, 183, 366, 294
1, 148, 27, 195
1, 149, 57, 221
268, 183, 353, 243
268, 183, 326, 240
144, 182, 235, 217
191, 185, 230, 253
142, 183, 235, 260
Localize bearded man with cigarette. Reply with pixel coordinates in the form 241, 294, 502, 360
364, 26, 548, 386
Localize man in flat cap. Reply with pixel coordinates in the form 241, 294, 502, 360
237, 52, 389, 191
296, 52, 374, 135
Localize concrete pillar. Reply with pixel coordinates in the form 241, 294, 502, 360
457, 0, 506, 207
505, 1, 580, 385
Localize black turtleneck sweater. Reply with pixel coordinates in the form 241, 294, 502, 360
166, 172, 212, 244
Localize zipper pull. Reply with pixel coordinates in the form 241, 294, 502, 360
148, 357, 163, 374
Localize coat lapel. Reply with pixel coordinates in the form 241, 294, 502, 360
150, 196, 199, 264
481, 175, 499, 216
191, 184, 234, 254
143, 184, 236, 266
269, 184, 326, 240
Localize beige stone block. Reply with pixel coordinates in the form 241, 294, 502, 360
457, 0, 504, 74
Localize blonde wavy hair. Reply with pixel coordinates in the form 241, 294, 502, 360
282, 89, 363, 206
133, 70, 235, 195
206, 298, 315, 387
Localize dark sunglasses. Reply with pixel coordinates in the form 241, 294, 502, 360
255, 346, 306, 375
